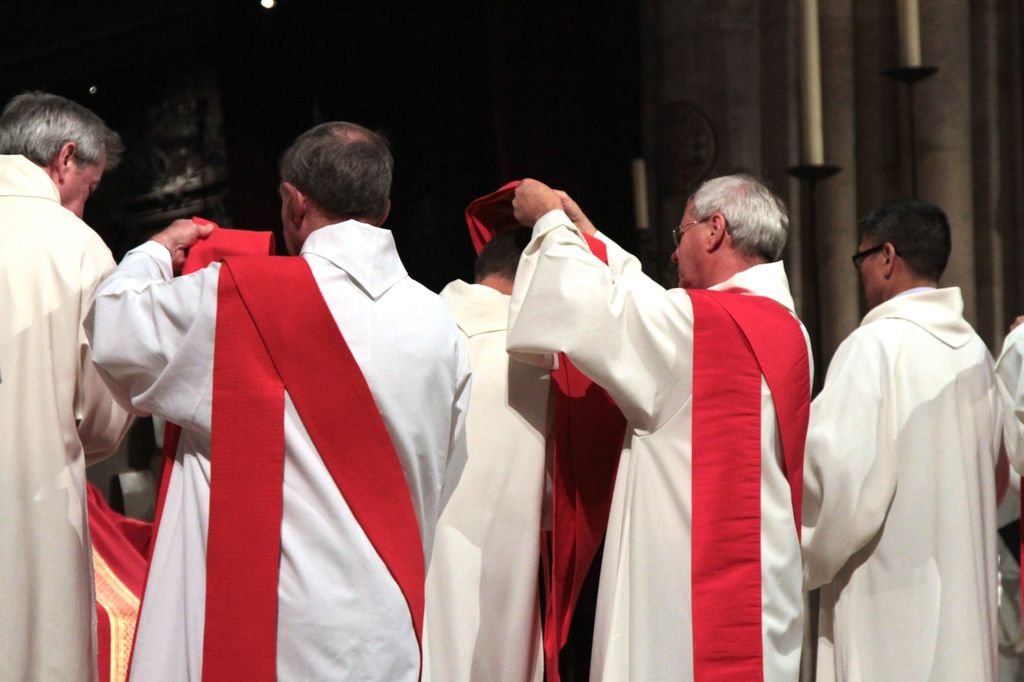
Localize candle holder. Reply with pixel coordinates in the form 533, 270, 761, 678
884, 65, 939, 197
785, 164, 841, 183
884, 65, 938, 83
786, 163, 840, 394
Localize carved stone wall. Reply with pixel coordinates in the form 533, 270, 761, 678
644, 0, 1024, 371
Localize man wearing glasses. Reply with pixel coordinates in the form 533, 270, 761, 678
802, 199, 1002, 681
508, 174, 811, 681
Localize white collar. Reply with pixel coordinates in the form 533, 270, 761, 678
300, 220, 408, 300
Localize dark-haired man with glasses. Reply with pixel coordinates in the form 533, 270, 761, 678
803, 199, 1003, 681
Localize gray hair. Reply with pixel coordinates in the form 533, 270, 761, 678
689, 174, 788, 261
0, 91, 123, 169
280, 122, 393, 222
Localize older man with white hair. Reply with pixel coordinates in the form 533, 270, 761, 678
0, 91, 131, 681
508, 174, 812, 681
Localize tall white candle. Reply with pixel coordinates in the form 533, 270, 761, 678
896, 0, 922, 67
799, 0, 825, 165
631, 158, 650, 230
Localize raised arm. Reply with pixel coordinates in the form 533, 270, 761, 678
86, 219, 217, 431
507, 179, 693, 431
76, 244, 132, 464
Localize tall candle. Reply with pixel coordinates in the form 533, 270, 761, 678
799, 0, 825, 165
631, 158, 650, 230
896, 0, 922, 67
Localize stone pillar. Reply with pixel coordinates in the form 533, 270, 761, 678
815, 0, 860, 365
637, 0, 663, 279
758, 2, 806, 318
653, 0, 767, 282
916, 0, 976, 324
1006, 0, 1024, 323
853, 0, 901, 221
970, 0, 1017, 348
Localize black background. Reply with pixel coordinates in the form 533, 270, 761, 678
1, 0, 641, 291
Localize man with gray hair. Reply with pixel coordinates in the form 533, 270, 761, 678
0, 91, 131, 681
509, 175, 811, 680
88, 121, 470, 680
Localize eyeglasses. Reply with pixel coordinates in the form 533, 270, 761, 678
851, 242, 901, 269
673, 218, 706, 246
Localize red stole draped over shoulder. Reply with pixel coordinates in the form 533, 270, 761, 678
201, 256, 425, 680
128, 224, 276, 677
90, 484, 150, 682
689, 290, 809, 681
544, 234, 628, 682
153, 223, 276, 555
463, 185, 628, 681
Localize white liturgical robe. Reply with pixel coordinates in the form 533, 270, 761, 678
995, 320, 1024, 682
88, 221, 470, 681
422, 280, 549, 682
506, 209, 810, 682
0, 154, 130, 682
803, 287, 1001, 682
997, 323, 1024, 474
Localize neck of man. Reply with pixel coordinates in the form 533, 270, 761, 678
476, 274, 514, 295
703, 252, 767, 289
291, 209, 383, 254
887, 273, 939, 300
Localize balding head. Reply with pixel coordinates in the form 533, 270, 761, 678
279, 122, 393, 225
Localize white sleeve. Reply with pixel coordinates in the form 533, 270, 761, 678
507, 209, 693, 432
76, 244, 133, 463
801, 330, 898, 589
86, 241, 220, 433
996, 326, 1024, 476
590, 228, 646, 278
439, 337, 472, 514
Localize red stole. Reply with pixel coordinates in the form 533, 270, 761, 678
544, 234, 628, 681
89, 484, 150, 682
689, 290, 809, 681
153, 223, 277, 556
461, 184, 628, 680
201, 256, 425, 680
464, 180, 521, 254
127, 225, 276, 677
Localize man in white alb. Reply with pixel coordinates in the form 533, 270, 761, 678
803, 199, 1002, 681
88, 122, 470, 681
0, 90, 131, 682
424, 228, 550, 682
508, 175, 811, 681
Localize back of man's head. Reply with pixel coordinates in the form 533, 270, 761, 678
474, 228, 531, 288
0, 91, 123, 169
279, 122, 392, 224
858, 199, 951, 282
689, 174, 788, 262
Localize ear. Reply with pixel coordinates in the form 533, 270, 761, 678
46, 141, 77, 186
377, 199, 391, 226
706, 211, 727, 252
280, 181, 307, 229
362, 199, 392, 228
881, 242, 898, 278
